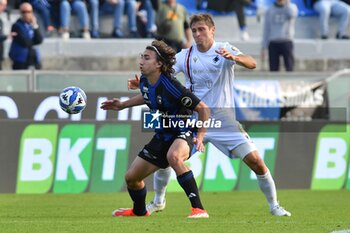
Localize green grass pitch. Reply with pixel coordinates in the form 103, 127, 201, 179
1, 190, 349, 233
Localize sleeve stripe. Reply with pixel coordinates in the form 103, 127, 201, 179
186, 46, 194, 92
162, 78, 181, 98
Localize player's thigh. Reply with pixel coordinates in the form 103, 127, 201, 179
139, 135, 174, 168
167, 138, 191, 163
231, 141, 258, 159
204, 130, 253, 158
127, 156, 159, 181
206, 128, 267, 174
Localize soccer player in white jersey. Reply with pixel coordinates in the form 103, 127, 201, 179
129, 13, 291, 217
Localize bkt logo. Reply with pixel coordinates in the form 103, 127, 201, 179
143, 110, 162, 129
16, 123, 131, 194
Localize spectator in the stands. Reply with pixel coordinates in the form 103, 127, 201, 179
261, 0, 298, 71
87, 0, 99, 38
9, 2, 44, 69
312, 0, 350, 39
26, 0, 55, 37
197, 0, 251, 41
100, 0, 139, 38
232, 0, 251, 41
59, 0, 90, 39
155, 0, 191, 52
136, 0, 157, 38
0, 0, 8, 70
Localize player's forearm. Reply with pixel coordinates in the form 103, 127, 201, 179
235, 54, 257, 69
122, 94, 144, 109
195, 102, 210, 141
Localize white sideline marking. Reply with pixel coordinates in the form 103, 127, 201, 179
330, 230, 350, 233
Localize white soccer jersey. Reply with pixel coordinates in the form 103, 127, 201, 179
174, 41, 255, 158
174, 41, 242, 109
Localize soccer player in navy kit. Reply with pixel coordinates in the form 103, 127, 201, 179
129, 14, 291, 217
101, 40, 210, 218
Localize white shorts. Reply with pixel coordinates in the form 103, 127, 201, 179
203, 121, 257, 159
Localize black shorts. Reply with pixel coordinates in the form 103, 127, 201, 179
138, 131, 195, 169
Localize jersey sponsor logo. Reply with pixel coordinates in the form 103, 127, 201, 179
143, 93, 148, 99
192, 69, 220, 75
142, 86, 149, 93
181, 97, 193, 107
205, 80, 213, 89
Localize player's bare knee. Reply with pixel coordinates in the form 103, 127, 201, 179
253, 163, 268, 175
167, 152, 182, 168
244, 152, 267, 175
167, 155, 179, 167
125, 171, 138, 188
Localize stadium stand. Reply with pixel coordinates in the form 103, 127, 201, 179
1, 0, 349, 71
177, 0, 317, 16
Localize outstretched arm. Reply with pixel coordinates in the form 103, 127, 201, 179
193, 101, 210, 152
215, 48, 257, 69
100, 94, 144, 111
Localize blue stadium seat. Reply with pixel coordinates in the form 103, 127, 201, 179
291, 0, 317, 16
176, 0, 205, 14
248, 0, 275, 16
254, 0, 275, 8
177, 0, 317, 17
177, 0, 249, 16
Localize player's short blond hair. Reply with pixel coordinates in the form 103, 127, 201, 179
189, 13, 215, 29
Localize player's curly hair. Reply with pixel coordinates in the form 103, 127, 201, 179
146, 40, 176, 77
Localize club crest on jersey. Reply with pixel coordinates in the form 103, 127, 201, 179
213, 55, 219, 63
156, 95, 162, 105
193, 57, 198, 62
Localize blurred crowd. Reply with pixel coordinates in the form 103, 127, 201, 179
1, 0, 195, 69
3, 0, 350, 41
1, 0, 350, 71
4, 0, 192, 40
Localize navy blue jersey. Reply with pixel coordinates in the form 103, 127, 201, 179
140, 74, 201, 141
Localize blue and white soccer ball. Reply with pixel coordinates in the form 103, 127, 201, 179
59, 86, 87, 114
